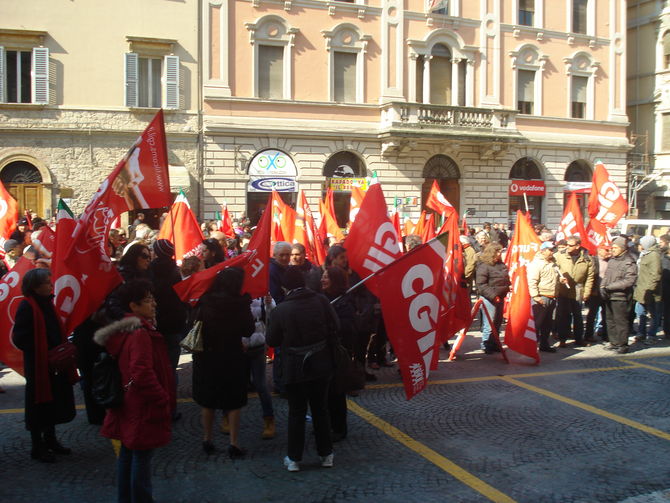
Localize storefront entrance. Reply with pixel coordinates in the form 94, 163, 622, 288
246, 149, 298, 226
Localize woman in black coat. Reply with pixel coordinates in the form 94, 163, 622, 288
192, 267, 254, 458
12, 268, 76, 462
475, 243, 510, 354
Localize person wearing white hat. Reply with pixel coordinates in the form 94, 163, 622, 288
633, 235, 662, 344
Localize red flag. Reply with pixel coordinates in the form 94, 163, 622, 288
270, 191, 296, 245
349, 186, 366, 224
584, 218, 611, 255
158, 192, 204, 265
390, 210, 403, 252
31, 225, 56, 262
344, 184, 402, 297
219, 202, 235, 238
0, 179, 19, 244
556, 192, 587, 242
296, 190, 326, 265
52, 200, 122, 336
318, 198, 344, 245
587, 161, 628, 228
504, 265, 539, 363
419, 213, 436, 243
425, 180, 456, 218
0, 257, 36, 375
504, 210, 542, 278
375, 234, 450, 400
414, 211, 427, 238
402, 217, 415, 238
174, 197, 272, 305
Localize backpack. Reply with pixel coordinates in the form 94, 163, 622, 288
91, 351, 124, 408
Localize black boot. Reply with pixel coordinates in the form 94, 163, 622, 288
30, 430, 56, 463
44, 427, 71, 455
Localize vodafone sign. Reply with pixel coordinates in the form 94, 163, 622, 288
509, 180, 546, 196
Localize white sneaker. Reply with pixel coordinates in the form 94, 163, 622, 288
284, 456, 300, 472
320, 453, 334, 468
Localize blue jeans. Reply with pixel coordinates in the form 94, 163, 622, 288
118, 445, 153, 503
635, 301, 662, 339
480, 297, 502, 350
248, 349, 274, 417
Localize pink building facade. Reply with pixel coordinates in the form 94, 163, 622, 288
201, 0, 630, 228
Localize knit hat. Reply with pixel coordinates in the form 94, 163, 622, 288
153, 239, 175, 259
612, 237, 627, 248
540, 241, 556, 251
639, 235, 656, 251
3, 239, 19, 253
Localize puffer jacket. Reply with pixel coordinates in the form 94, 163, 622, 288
475, 261, 510, 303
527, 253, 559, 298
601, 250, 637, 302
633, 245, 662, 304
555, 249, 595, 300
94, 316, 175, 450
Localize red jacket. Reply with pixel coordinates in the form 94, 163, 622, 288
94, 316, 175, 450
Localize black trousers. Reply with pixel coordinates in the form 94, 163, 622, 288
585, 296, 607, 340
286, 376, 333, 462
605, 299, 632, 347
532, 297, 556, 350
556, 297, 584, 342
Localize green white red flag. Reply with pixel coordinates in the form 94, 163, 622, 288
158, 191, 204, 265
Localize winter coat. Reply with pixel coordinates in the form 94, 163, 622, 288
326, 292, 356, 353
527, 253, 560, 298
104, 265, 151, 321
601, 251, 637, 302
475, 261, 510, 303
266, 288, 338, 385
633, 245, 662, 304
192, 290, 254, 410
554, 249, 595, 301
148, 256, 188, 336
463, 245, 477, 285
94, 316, 175, 450
12, 296, 76, 431
290, 260, 322, 292
662, 253, 670, 300
269, 259, 287, 304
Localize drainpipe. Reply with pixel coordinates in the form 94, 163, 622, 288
196, 0, 204, 219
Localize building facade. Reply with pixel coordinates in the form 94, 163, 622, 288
1, 0, 200, 224
627, 0, 670, 220
202, 0, 630, 229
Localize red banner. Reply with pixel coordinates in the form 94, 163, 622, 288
296, 190, 326, 265
376, 234, 450, 400
504, 265, 539, 363
587, 161, 628, 227
504, 210, 541, 279
556, 192, 587, 242
0, 257, 36, 375
344, 184, 402, 297
509, 180, 545, 197
158, 192, 204, 265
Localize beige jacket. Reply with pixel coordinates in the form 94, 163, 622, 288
527, 253, 559, 298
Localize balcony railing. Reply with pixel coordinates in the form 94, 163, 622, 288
380, 102, 518, 132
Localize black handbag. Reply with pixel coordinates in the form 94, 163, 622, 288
91, 351, 125, 408
331, 342, 365, 394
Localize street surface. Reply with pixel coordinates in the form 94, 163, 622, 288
1, 329, 670, 503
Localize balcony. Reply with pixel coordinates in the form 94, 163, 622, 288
380, 102, 519, 135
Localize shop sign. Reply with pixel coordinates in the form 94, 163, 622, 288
564, 181, 592, 193
328, 177, 368, 192
248, 176, 297, 192
509, 180, 545, 196
248, 149, 297, 177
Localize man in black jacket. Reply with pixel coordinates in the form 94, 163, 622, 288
267, 267, 337, 472
600, 237, 637, 354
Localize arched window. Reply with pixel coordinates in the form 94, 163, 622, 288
322, 24, 371, 104
0, 161, 43, 184
509, 45, 548, 116
564, 160, 591, 182
509, 157, 544, 224
422, 154, 460, 215
510, 157, 542, 180
323, 151, 366, 227
563, 52, 599, 120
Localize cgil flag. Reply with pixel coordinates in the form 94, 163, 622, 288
0, 179, 19, 254
504, 265, 539, 363
555, 192, 587, 243
296, 190, 326, 265
158, 191, 204, 265
425, 180, 456, 218
587, 160, 628, 228
504, 210, 541, 279
219, 201, 235, 238
349, 185, 366, 224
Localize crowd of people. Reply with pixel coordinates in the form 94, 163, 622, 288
3, 209, 670, 502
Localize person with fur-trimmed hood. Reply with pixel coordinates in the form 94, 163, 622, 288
94, 279, 175, 503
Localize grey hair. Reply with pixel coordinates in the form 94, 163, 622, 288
273, 241, 292, 255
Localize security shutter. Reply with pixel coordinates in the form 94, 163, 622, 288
32, 47, 49, 104
0, 46, 4, 102
518, 70, 534, 101
334, 52, 356, 103
164, 55, 179, 109
125, 52, 139, 107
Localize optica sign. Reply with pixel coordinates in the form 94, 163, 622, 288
248, 176, 297, 192
509, 180, 545, 196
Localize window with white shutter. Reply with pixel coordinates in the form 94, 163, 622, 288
32, 47, 49, 104
125, 52, 139, 107
163, 55, 179, 109
0, 46, 4, 103
517, 69, 535, 114
571, 76, 587, 119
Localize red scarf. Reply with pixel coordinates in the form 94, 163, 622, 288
26, 296, 74, 404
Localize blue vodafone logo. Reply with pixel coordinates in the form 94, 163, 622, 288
249, 177, 296, 192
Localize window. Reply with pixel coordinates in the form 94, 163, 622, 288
258, 45, 284, 99
517, 70, 534, 114
571, 76, 587, 118
519, 0, 534, 26
572, 0, 587, 34
663, 32, 670, 69
334, 52, 356, 103
125, 53, 179, 109
663, 114, 670, 152
0, 46, 49, 104
430, 44, 452, 105
430, 0, 449, 16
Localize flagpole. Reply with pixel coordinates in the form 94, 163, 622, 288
523, 193, 529, 213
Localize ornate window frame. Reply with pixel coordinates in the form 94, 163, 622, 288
322, 23, 370, 103
509, 44, 548, 116
245, 15, 299, 100
563, 51, 599, 120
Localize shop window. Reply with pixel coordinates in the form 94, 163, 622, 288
258, 45, 284, 99
509, 157, 543, 225
564, 160, 591, 217
323, 151, 366, 227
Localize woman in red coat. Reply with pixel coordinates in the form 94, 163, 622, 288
94, 279, 175, 503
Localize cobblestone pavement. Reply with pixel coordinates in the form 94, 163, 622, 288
2, 330, 670, 503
